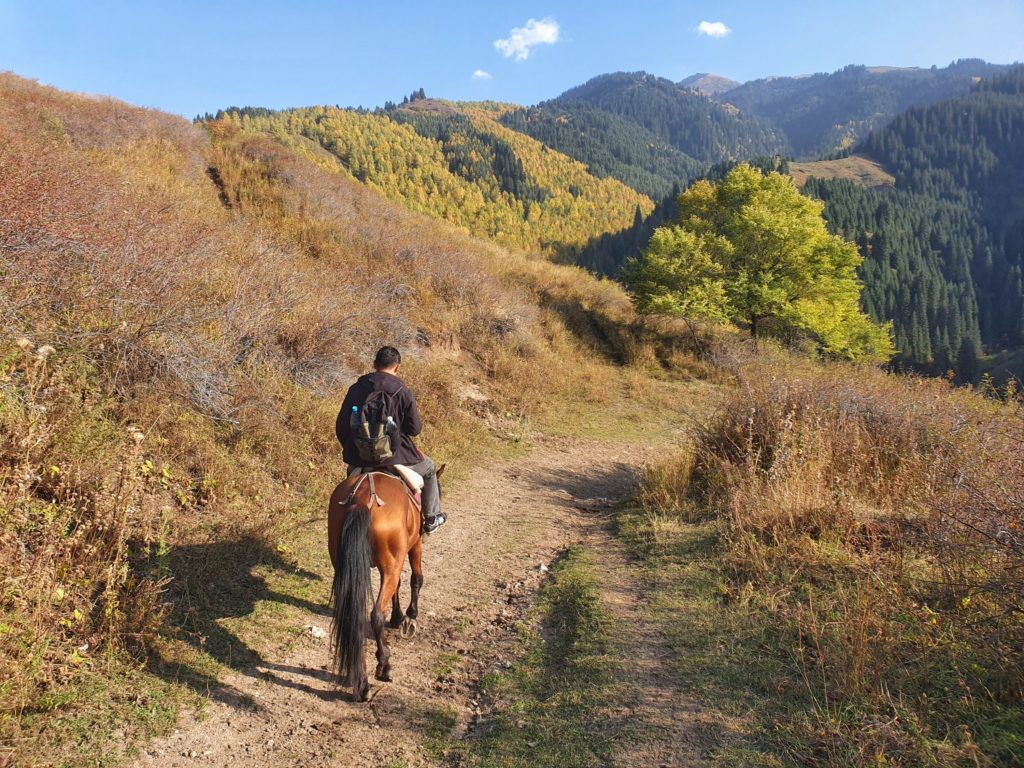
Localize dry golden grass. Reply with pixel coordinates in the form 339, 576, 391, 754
789, 155, 895, 189
639, 347, 1024, 765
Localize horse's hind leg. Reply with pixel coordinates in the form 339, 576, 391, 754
374, 565, 401, 682
388, 578, 404, 628
401, 540, 424, 637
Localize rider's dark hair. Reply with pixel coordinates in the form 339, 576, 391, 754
373, 346, 401, 369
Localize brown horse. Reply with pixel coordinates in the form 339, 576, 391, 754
326, 466, 443, 701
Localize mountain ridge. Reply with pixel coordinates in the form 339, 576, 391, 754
717, 58, 1012, 156
485, 61, 1012, 200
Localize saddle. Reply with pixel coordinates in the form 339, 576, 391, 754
345, 464, 423, 509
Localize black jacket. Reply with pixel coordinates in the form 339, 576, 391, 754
336, 371, 424, 466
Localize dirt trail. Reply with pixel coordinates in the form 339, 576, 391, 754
135, 436, 710, 767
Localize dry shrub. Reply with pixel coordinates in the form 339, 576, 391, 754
0, 342, 165, 729
676, 356, 1024, 764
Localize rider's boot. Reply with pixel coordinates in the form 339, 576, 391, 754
422, 510, 447, 534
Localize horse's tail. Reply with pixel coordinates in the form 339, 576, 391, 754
330, 505, 372, 688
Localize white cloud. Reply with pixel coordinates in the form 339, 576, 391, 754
696, 20, 731, 38
472, 69, 493, 81
494, 18, 560, 61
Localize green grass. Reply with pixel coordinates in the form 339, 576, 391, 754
432, 652, 462, 679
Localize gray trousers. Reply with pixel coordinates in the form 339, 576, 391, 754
407, 457, 441, 519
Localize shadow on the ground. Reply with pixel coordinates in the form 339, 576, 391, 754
254, 661, 344, 701
527, 461, 642, 507
143, 533, 331, 708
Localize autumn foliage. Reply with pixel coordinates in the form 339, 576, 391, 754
214, 101, 654, 254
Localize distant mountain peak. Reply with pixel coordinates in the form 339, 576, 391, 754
678, 73, 740, 96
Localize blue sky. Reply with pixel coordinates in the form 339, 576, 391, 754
2, 0, 1023, 116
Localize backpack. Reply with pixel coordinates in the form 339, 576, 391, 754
352, 388, 399, 464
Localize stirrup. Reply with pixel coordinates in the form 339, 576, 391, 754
422, 513, 447, 534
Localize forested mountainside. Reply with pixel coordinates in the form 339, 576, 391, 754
806, 178, 986, 373
719, 59, 1010, 158
209, 97, 653, 254
500, 103, 703, 200
548, 73, 787, 161
495, 63, 1007, 202
807, 67, 1024, 375
574, 190, 679, 276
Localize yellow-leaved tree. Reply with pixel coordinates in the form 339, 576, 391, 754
624, 164, 895, 362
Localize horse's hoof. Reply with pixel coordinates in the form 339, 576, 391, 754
356, 682, 370, 702
401, 618, 417, 638
375, 667, 392, 682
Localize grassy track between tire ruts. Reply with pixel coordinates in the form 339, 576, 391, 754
422, 547, 620, 768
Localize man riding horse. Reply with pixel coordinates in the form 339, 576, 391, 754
328, 346, 445, 700
335, 346, 446, 533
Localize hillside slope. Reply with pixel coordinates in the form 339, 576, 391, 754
212, 98, 654, 254
492, 72, 786, 202
500, 101, 703, 200
490, 62, 1009, 201
548, 71, 789, 162
0, 73, 688, 766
